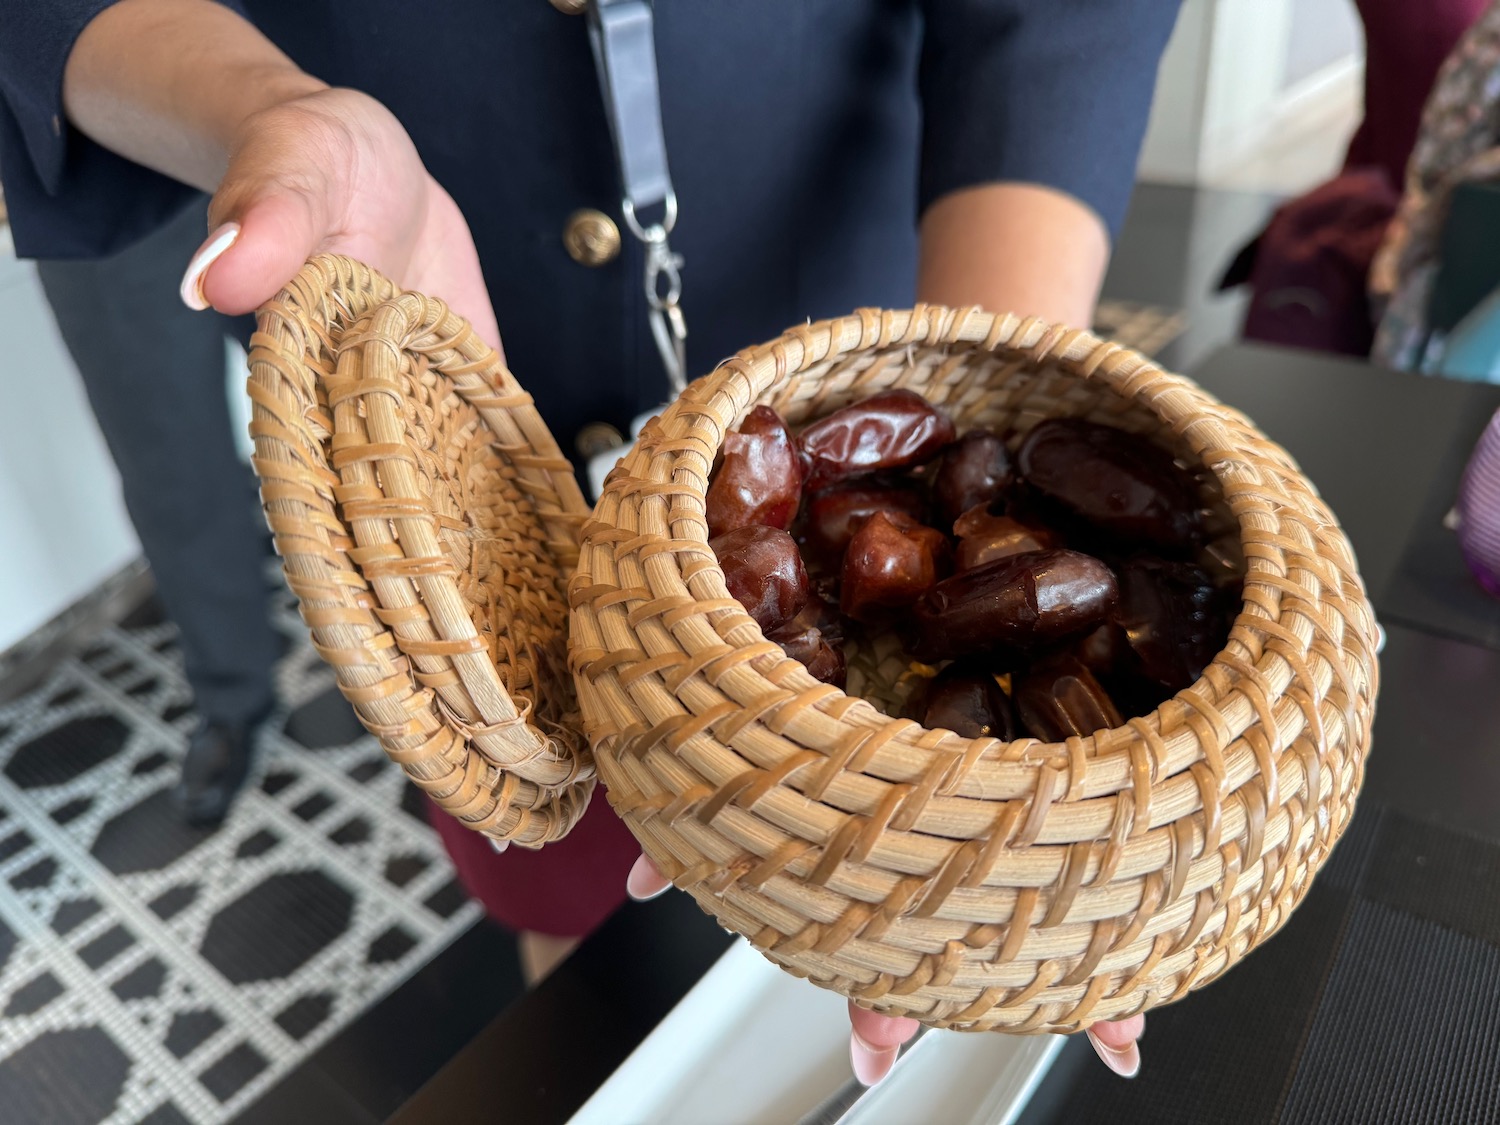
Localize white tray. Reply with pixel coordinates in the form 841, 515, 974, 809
568, 941, 1062, 1125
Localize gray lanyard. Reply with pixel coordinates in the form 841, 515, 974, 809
587, 0, 688, 395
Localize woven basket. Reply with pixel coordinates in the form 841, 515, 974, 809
250, 260, 1378, 1035
247, 255, 594, 847
571, 306, 1380, 1033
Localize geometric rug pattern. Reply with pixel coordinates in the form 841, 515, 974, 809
0, 580, 479, 1124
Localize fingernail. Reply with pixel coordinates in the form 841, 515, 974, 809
626, 853, 670, 901
1087, 1029, 1141, 1079
179, 222, 240, 310
850, 1030, 899, 1087
489, 838, 509, 854
1375, 622, 1387, 654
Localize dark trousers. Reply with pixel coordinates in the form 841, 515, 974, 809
36, 200, 279, 725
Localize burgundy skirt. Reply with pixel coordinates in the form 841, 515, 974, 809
427, 791, 641, 937
1345, 0, 1488, 188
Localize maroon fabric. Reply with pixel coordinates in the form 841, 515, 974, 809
1345, 0, 1488, 190
427, 791, 640, 938
1240, 169, 1401, 356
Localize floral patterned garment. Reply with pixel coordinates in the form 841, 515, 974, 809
1371, 1, 1500, 368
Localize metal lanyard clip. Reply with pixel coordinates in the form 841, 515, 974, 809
588, 0, 688, 395
624, 193, 687, 393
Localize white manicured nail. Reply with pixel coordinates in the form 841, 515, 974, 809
1087, 1029, 1141, 1078
626, 853, 670, 901
850, 1030, 899, 1087
179, 223, 240, 310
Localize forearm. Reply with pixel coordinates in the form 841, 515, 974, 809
62, 0, 323, 193
916, 183, 1109, 329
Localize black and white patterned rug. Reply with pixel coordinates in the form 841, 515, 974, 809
0, 578, 479, 1124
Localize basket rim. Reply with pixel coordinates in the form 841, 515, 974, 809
583, 303, 1377, 803
570, 303, 1378, 1031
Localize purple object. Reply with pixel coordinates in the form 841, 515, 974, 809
1455, 406, 1500, 597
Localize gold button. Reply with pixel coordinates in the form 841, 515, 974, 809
548, 0, 588, 14
563, 209, 622, 267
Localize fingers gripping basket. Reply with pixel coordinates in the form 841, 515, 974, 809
247, 255, 594, 847
571, 306, 1380, 1034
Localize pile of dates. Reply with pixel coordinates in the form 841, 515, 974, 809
705, 390, 1242, 742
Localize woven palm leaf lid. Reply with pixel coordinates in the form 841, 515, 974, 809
246, 254, 595, 848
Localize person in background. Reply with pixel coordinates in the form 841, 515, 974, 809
32, 204, 278, 828
0, 0, 1179, 1083
1365, 3, 1500, 603
1223, 0, 1487, 357
1371, 0, 1500, 369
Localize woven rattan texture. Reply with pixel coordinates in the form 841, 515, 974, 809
572, 306, 1380, 1034
247, 256, 594, 847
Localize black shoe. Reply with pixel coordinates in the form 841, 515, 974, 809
174, 709, 269, 827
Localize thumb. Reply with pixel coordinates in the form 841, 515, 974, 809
182, 187, 325, 316
847, 1003, 919, 1051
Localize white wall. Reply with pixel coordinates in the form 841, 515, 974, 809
1138, 0, 1217, 184
1285, 0, 1362, 86
0, 228, 140, 651
1139, 0, 1363, 187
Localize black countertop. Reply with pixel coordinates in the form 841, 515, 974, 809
1022, 345, 1500, 1125
1186, 343, 1500, 650
243, 342, 1500, 1125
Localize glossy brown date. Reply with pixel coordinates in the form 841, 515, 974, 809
840, 511, 950, 622
909, 548, 1118, 663
801, 482, 928, 563
768, 622, 847, 687
952, 506, 1059, 571
1017, 419, 1202, 552
798, 390, 956, 492
1014, 655, 1124, 742
932, 430, 1014, 529
920, 663, 1018, 741
710, 525, 809, 633
1113, 556, 1221, 692
705, 406, 803, 538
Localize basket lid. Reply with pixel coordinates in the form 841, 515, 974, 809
248, 255, 594, 847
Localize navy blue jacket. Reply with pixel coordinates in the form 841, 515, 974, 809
0, 1, 1179, 451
